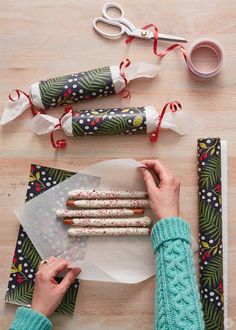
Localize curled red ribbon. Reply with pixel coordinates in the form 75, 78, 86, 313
150, 101, 182, 143
119, 58, 131, 99
125, 24, 187, 63
8, 89, 45, 116
50, 105, 74, 149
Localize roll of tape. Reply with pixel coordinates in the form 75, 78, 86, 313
187, 39, 223, 78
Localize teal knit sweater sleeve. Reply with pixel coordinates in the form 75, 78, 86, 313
9, 307, 52, 330
151, 217, 205, 330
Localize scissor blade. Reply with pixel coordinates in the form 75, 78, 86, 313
149, 32, 187, 43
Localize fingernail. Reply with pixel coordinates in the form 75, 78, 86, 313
138, 165, 148, 169
72, 268, 81, 276
138, 166, 148, 173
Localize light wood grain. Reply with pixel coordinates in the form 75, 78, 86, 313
0, 0, 235, 329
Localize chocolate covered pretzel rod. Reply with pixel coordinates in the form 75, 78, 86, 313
68, 189, 148, 200
66, 199, 149, 209
56, 208, 145, 218
63, 216, 151, 227
68, 227, 150, 237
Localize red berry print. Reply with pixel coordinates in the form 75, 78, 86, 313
205, 251, 210, 258
218, 281, 223, 291
90, 115, 94, 118
64, 92, 69, 97
17, 274, 22, 284
200, 157, 203, 161
203, 153, 207, 159
215, 183, 221, 192
67, 89, 72, 95
13, 257, 17, 264
36, 186, 41, 192
91, 121, 95, 126
201, 251, 211, 261
95, 118, 100, 123
31, 165, 36, 172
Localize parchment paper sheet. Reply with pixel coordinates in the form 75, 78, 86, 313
15, 159, 197, 283
14, 160, 155, 283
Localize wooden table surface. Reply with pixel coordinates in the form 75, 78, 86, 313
0, 0, 235, 329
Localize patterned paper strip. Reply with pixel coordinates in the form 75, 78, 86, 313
5, 164, 79, 315
72, 107, 146, 136
198, 138, 224, 329
39, 66, 115, 109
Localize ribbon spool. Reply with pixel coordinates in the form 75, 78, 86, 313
186, 39, 223, 78
126, 29, 223, 79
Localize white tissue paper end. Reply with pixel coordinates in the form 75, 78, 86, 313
161, 110, 195, 135
28, 112, 73, 136
0, 94, 30, 126
125, 62, 160, 81
28, 114, 59, 135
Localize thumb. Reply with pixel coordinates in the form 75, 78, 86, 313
139, 167, 158, 197
60, 268, 81, 292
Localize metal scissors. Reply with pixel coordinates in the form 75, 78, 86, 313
93, 3, 187, 43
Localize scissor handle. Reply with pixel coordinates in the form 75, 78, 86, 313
93, 17, 126, 39
102, 3, 124, 21
102, 2, 136, 31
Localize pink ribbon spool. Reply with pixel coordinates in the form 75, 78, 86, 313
187, 39, 223, 78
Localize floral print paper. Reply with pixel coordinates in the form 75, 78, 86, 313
5, 164, 79, 315
198, 138, 224, 329
39, 66, 115, 109
72, 106, 147, 136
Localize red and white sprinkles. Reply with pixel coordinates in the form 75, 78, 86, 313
63, 216, 151, 227
68, 227, 150, 237
66, 198, 149, 209
56, 208, 145, 218
57, 189, 151, 236
68, 189, 148, 199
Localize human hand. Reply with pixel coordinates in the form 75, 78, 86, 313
140, 159, 180, 221
31, 257, 81, 317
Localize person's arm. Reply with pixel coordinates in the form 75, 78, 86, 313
151, 217, 204, 329
9, 257, 80, 330
9, 307, 52, 330
141, 160, 204, 330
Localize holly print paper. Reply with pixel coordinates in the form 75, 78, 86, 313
72, 106, 147, 136
5, 164, 79, 315
39, 66, 115, 109
198, 138, 224, 329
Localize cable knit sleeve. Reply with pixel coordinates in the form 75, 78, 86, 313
151, 217, 205, 330
9, 307, 52, 330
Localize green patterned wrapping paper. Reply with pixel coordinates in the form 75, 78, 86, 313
198, 138, 224, 329
5, 164, 79, 315
72, 107, 147, 136
39, 66, 115, 109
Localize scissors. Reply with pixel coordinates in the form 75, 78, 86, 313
93, 3, 187, 43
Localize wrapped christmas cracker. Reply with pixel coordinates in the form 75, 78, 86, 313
0, 60, 160, 125
29, 101, 192, 149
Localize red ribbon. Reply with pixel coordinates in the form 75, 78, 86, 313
50, 105, 74, 149
150, 101, 182, 143
119, 58, 131, 99
8, 90, 45, 116
125, 24, 187, 63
